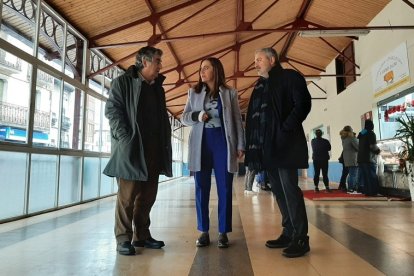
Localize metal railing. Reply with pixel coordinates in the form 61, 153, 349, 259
0, 101, 50, 131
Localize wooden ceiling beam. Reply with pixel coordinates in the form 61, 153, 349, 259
287, 57, 325, 72
319, 37, 360, 69
161, 33, 271, 75
90, 24, 414, 50
286, 60, 304, 74
224, 73, 361, 78
402, 0, 414, 9
144, 0, 192, 113
310, 81, 327, 94
280, 0, 314, 59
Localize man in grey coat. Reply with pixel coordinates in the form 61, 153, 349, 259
104, 46, 172, 255
340, 126, 359, 193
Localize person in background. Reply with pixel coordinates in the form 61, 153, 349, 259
245, 47, 311, 258
337, 151, 349, 191
311, 129, 332, 192
357, 119, 380, 196
244, 168, 257, 194
340, 126, 359, 194
256, 171, 271, 191
181, 57, 245, 248
103, 46, 172, 255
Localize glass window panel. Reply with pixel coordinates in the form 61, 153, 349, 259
172, 136, 182, 161
100, 158, 113, 196
84, 95, 102, 152
89, 51, 105, 91
58, 155, 81, 206
0, 151, 27, 220
83, 157, 99, 200
102, 111, 111, 153
65, 30, 84, 79
28, 154, 57, 213
1, 0, 37, 55
37, 7, 65, 71
378, 92, 414, 140
104, 71, 112, 97
103, 87, 109, 98
33, 70, 61, 147
0, 51, 31, 144
88, 78, 102, 93
60, 82, 83, 149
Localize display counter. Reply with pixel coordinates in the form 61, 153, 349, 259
377, 139, 410, 197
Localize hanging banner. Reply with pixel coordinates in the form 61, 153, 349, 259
372, 43, 410, 99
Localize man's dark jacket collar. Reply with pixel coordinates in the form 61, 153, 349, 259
268, 63, 283, 78
124, 65, 166, 85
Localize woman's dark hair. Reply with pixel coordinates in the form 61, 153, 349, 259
194, 57, 229, 98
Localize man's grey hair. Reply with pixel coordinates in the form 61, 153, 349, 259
255, 47, 278, 61
135, 46, 163, 70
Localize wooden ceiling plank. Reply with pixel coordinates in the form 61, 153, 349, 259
89, 0, 203, 43
165, 47, 234, 93
162, 0, 220, 36
251, 0, 280, 25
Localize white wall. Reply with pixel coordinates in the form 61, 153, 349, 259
303, 0, 414, 161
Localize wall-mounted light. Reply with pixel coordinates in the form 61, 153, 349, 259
305, 77, 321, 81
298, 29, 370, 37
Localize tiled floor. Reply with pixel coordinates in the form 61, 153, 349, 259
0, 176, 413, 276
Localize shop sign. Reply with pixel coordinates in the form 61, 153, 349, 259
372, 43, 410, 98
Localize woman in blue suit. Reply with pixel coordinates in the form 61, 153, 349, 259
182, 57, 245, 248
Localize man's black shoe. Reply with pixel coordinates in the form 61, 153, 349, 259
314, 187, 319, 193
196, 232, 210, 247
265, 234, 291, 248
217, 233, 229, 248
261, 184, 271, 191
132, 237, 165, 249
117, 241, 135, 255
282, 237, 310, 258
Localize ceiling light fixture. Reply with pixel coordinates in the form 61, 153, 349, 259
298, 29, 370, 37
305, 77, 321, 81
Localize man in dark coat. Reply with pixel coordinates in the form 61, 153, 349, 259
245, 48, 311, 258
311, 129, 332, 192
357, 119, 380, 196
104, 46, 172, 255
